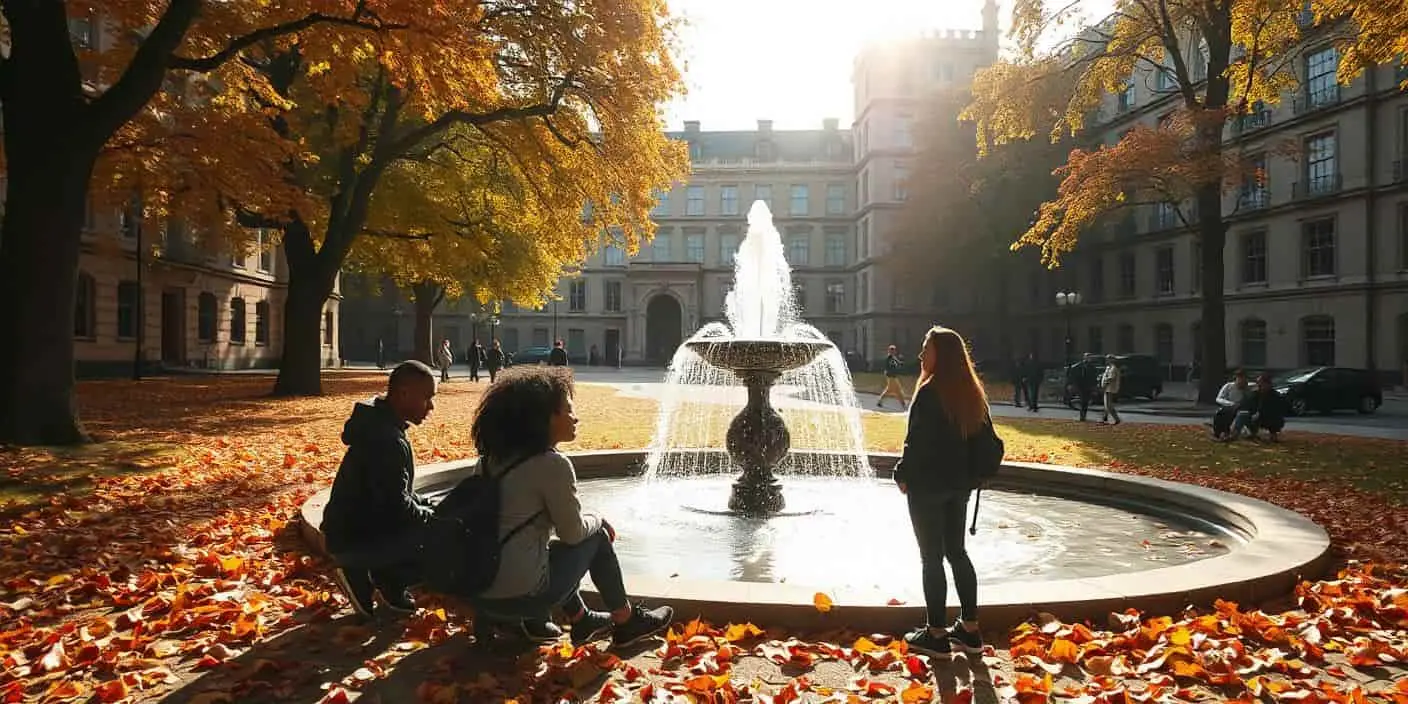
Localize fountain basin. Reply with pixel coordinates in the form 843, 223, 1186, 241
299, 450, 1331, 633
683, 338, 832, 373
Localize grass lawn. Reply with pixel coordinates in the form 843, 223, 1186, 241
849, 370, 1016, 402
1, 374, 1405, 703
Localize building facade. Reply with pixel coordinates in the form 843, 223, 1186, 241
1015, 24, 1408, 383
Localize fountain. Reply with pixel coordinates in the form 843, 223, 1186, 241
648, 201, 866, 515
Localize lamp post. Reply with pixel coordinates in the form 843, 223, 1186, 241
552, 299, 559, 345
1055, 291, 1081, 365
468, 312, 479, 345
490, 315, 501, 344
132, 204, 144, 381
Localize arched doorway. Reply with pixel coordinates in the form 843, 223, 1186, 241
645, 294, 683, 363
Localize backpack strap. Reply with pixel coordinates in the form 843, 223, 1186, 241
969, 487, 982, 536
486, 455, 547, 546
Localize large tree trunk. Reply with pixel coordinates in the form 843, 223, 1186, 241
410, 282, 444, 365
273, 221, 341, 396
1196, 185, 1228, 406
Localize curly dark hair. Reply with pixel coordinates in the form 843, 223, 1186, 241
471, 366, 574, 460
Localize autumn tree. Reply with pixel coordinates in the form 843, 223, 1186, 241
0, 2, 410, 445
964, 0, 1312, 404
131, 0, 688, 397
890, 81, 1071, 357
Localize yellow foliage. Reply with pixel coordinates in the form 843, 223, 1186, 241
1314, 0, 1408, 86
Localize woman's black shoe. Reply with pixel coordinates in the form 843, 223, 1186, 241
948, 620, 984, 653
332, 567, 376, 619
570, 610, 614, 646
611, 604, 674, 648
903, 626, 952, 659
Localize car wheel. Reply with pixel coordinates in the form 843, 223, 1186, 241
1358, 396, 1380, 415
1289, 397, 1308, 416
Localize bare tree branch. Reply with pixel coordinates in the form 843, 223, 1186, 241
168, 8, 404, 72
384, 72, 581, 157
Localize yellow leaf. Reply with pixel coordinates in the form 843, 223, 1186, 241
812, 592, 834, 613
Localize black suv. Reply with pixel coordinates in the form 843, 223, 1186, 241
1063, 354, 1165, 407
1273, 366, 1382, 415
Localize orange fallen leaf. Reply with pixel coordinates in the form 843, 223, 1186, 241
812, 592, 833, 613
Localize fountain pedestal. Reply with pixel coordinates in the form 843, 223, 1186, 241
724, 370, 789, 515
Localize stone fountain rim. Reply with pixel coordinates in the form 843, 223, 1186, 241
297, 450, 1331, 631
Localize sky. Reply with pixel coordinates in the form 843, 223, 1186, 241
660, 0, 1114, 132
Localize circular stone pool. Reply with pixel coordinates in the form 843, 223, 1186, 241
577, 476, 1233, 600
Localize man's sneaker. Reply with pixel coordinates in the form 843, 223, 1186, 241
611, 604, 674, 648
948, 620, 984, 654
376, 587, 417, 616
570, 610, 614, 646
903, 626, 952, 660
519, 618, 564, 643
332, 567, 376, 619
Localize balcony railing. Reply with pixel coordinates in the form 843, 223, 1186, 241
1231, 109, 1272, 136
1293, 85, 1341, 114
1292, 173, 1343, 199
1147, 210, 1180, 232
1237, 188, 1270, 210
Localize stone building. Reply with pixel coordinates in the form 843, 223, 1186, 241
43, 10, 342, 376
1017, 19, 1408, 383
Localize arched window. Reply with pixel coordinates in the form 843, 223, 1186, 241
74, 272, 96, 338
229, 298, 247, 344
254, 301, 270, 345
1239, 319, 1268, 368
197, 292, 217, 342
1301, 316, 1335, 366
1154, 323, 1174, 363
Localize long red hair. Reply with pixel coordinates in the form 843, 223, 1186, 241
913, 326, 989, 438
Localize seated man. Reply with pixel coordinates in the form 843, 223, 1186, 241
322, 361, 438, 618
1244, 374, 1289, 441
1213, 370, 1250, 441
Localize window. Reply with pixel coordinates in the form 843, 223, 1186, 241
1301, 316, 1336, 366
721, 186, 739, 216
1304, 132, 1337, 195
604, 244, 626, 266
1118, 252, 1137, 298
532, 328, 550, 348
1303, 217, 1336, 277
1118, 83, 1136, 112
1240, 319, 1267, 367
651, 190, 670, 217
825, 232, 846, 266
1240, 153, 1268, 209
825, 281, 846, 314
569, 280, 587, 312
1088, 326, 1104, 354
255, 301, 270, 344
74, 272, 96, 338
323, 310, 334, 346
755, 184, 773, 209
895, 116, 913, 147
1155, 246, 1175, 295
1154, 323, 1174, 363
197, 292, 217, 342
790, 185, 809, 216
685, 233, 705, 263
859, 218, 869, 259
1192, 240, 1203, 292
230, 245, 245, 269
1089, 256, 1104, 302
605, 281, 622, 312
860, 170, 870, 205
119, 198, 140, 239
826, 184, 845, 215
1117, 323, 1135, 353
1241, 230, 1268, 284
230, 298, 247, 344
858, 272, 869, 310
652, 232, 672, 261
893, 162, 909, 201
567, 329, 586, 358
502, 328, 520, 352
720, 233, 740, 266
257, 230, 275, 273
787, 235, 810, 266
792, 282, 807, 312
117, 281, 140, 339
686, 186, 705, 216
1306, 46, 1339, 108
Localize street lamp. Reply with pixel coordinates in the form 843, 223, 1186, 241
1055, 291, 1081, 365
489, 315, 501, 344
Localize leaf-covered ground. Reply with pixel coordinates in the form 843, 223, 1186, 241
1, 374, 1406, 703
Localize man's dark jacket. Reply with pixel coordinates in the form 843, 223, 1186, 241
549, 347, 569, 366
321, 398, 433, 554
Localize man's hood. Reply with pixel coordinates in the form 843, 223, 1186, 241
342, 397, 404, 446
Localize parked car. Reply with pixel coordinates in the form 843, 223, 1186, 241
1063, 353, 1165, 407
1273, 366, 1381, 415
512, 346, 554, 365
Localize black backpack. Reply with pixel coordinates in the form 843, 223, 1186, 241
420, 457, 541, 595
964, 421, 1005, 535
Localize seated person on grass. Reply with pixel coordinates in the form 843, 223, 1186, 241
1241, 374, 1289, 442
1212, 370, 1251, 441
322, 361, 438, 618
471, 366, 673, 648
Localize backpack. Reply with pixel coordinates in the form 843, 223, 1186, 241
964, 422, 1005, 535
420, 456, 541, 595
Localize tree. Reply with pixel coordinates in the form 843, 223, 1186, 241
890, 81, 1071, 358
0, 1, 400, 446
1314, 0, 1408, 81
154, 0, 689, 397
964, 0, 1310, 404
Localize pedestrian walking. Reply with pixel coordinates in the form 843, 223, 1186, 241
877, 344, 909, 410
1100, 355, 1122, 425
437, 339, 454, 382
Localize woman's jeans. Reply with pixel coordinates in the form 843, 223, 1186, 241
479, 527, 628, 619
907, 490, 978, 625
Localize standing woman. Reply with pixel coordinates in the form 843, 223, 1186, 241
893, 326, 1003, 659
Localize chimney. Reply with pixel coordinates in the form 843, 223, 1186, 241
823, 118, 839, 131
684, 120, 700, 133
757, 119, 773, 133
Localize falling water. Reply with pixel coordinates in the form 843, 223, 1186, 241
644, 201, 870, 480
